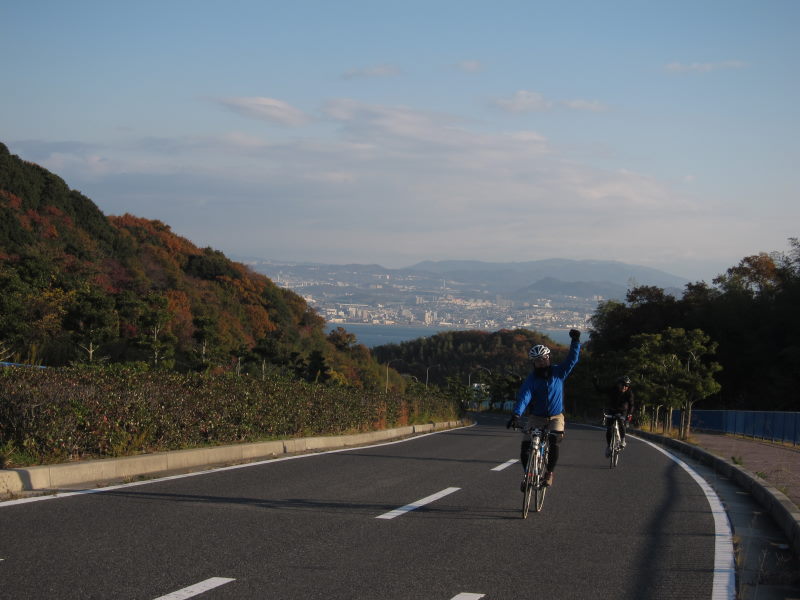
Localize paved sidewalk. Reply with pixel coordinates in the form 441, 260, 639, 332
689, 431, 800, 508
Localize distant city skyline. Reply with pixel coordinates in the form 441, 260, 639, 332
3, 1, 798, 283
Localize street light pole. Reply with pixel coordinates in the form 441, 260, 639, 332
468, 366, 492, 387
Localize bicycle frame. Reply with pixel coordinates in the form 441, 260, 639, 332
521, 425, 550, 517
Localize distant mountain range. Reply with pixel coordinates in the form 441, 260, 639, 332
245, 257, 689, 302
407, 259, 688, 293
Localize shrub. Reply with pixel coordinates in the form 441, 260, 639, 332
0, 365, 461, 465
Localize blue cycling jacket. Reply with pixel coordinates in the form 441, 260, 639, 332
512, 340, 581, 417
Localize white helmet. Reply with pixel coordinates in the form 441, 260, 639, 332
528, 344, 550, 360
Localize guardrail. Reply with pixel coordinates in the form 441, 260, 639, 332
672, 409, 800, 446
0, 362, 46, 369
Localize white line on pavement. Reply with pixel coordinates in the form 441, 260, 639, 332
451, 594, 485, 599
376, 487, 460, 519
636, 437, 736, 600
491, 459, 518, 471
153, 577, 235, 600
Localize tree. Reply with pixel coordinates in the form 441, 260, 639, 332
139, 292, 175, 367
625, 328, 721, 439
305, 349, 331, 383
327, 326, 358, 352
64, 285, 118, 362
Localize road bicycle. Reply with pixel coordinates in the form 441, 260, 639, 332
520, 425, 551, 517
604, 411, 625, 468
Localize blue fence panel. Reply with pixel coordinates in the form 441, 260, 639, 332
672, 409, 800, 445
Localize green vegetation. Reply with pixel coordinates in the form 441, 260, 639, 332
0, 366, 460, 467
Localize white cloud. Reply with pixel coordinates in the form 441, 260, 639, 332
560, 99, 609, 112
664, 60, 749, 73
217, 97, 310, 126
323, 98, 464, 143
493, 90, 553, 112
494, 91, 608, 113
341, 64, 401, 79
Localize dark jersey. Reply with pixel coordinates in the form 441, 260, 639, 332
595, 381, 634, 415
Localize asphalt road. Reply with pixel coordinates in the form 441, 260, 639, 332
0, 414, 733, 599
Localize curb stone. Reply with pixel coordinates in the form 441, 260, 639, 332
0, 419, 471, 496
633, 429, 800, 558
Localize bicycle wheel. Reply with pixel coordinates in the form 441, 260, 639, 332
521, 452, 536, 519
534, 445, 548, 512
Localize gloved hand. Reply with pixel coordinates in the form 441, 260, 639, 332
569, 329, 581, 342
507, 414, 521, 429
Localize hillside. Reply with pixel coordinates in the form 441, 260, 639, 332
0, 142, 382, 386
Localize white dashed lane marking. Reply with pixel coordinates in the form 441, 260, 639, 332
491, 458, 518, 471
376, 487, 461, 519
152, 577, 235, 599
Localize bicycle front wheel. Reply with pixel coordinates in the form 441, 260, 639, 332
521, 455, 536, 519
611, 446, 620, 467
609, 427, 619, 469
534, 446, 548, 512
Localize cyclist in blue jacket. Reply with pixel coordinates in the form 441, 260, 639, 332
507, 329, 581, 488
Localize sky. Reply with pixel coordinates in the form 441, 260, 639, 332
1, 1, 798, 282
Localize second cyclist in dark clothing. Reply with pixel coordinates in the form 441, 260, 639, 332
594, 376, 634, 456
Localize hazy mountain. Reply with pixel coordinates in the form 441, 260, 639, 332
508, 277, 630, 301
408, 259, 688, 293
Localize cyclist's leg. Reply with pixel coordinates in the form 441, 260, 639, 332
545, 414, 565, 473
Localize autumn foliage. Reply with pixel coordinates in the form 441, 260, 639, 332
0, 142, 383, 388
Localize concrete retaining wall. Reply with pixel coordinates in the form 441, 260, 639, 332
0, 420, 467, 495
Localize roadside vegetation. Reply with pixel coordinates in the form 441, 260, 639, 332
0, 365, 461, 468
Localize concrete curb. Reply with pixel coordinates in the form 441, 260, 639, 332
0, 420, 469, 495
633, 429, 800, 557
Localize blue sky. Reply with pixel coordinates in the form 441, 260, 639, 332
2, 0, 798, 282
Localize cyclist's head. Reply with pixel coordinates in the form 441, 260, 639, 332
529, 344, 551, 365
617, 375, 631, 388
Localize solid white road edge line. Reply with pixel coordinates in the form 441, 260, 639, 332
491, 459, 518, 471
152, 577, 235, 600
376, 487, 461, 520
635, 436, 736, 600
1, 424, 477, 507
450, 594, 485, 599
